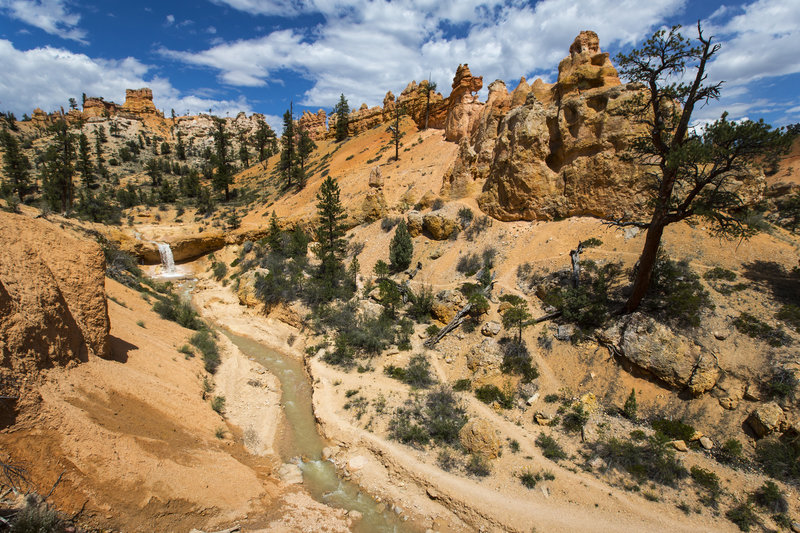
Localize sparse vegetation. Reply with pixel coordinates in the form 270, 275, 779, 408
752, 480, 788, 514
690, 466, 721, 508
588, 435, 688, 487
466, 454, 491, 477
475, 384, 514, 409
726, 502, 758, 532
211, 395, 225, 415
535, 434, 567, 462
190, 329, 220, 374
732, 312, 791, 347
388, 386, 467, 447
384, 354, 435, 389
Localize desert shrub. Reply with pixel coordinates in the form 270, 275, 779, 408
190, 330, 220, 373
690, 466, 722, 508
437, 448, 460, 471
752, 480, 788, 513
475, 384, 513, 409
726, 502, 758, 532
388, 415, 429, 446
544, 262, 620, 331
407, 284, 434, 323
101, 239, 144, 287
519, 470, 539, 488
582, 237, 603, 248
464, 215, 491, 241
388, 386, 466, 447
211, 395, 225, 414
452, 378, 471, 391
645, 252, 713, 328
704, 267, 738, 281
535, 434, 567, 462
777, 303, 800, 332
509, 439, 520, 453
588, 436, 688, 487
716, 438, 744, 465
323, 335, 355, 368
630, 429, 648, 441
499, 338, 539, 382
212, 261, 227, 280
466, 455, 491, 477
380, 216, 401, 232
431, 198, 445, 210
623, 388, 638, 420
482, 247, 497, 269
651, 418, 695, 442
425, 324, 440, 337
456, 253, 482, 276
468, 292, 490, 316
152, 293, 201, 329
457, 207, 474, 228
11, 497, 62, 533
404, 354, 436, 388
562, 404, 590, 436
544, 394, 560, 403
767, 367, 798, 399
755, 437, 800, 482
732, 312, 792, 347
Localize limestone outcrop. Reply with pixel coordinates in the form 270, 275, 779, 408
444, 64, 484, 143
0, 212, 110, 385
459, 418, 501, 458
121, 88, 163, 118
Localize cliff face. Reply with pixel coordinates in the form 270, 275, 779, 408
0, 212, 110, 388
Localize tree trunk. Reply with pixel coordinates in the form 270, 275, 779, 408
624, 219, 666, 313
570, 241, 584, 288
424, 91, 430, 130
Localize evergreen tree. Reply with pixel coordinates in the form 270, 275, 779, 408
614, 24, 792, 313
0, 128, 32, 202
314, 175, 347, 297
296, 125, 316, 189
278, 106, 296, 187
500, 294, 531, 343
95, 125, 107, 143
333, 94, 350, 142
179, 169, 201, 198
145, 158, 162, 187
41, 120, 76, 213
160, 141, 171, 155
238, 130, 250, 168
94, 128, 108, 180
389, 221, 413, 272
176, 130, 186, 160
212, 117, 234, 201
252, 118, 277, 165
266, 211, 282, 252
77, 132, 95, 188
418, 78, 438, 130
388, 105, 405, 161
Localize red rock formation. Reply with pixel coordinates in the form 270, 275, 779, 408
298, 109, 328, 141
82, 97, 118, 119
444, 64, 484, 142
557, 30, 621, 97
121, 88, 164, 118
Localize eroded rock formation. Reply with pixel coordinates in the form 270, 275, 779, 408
0, 212, 110, 385
121, 88, 163, 117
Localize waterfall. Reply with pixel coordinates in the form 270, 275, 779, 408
156, 242, 176, 275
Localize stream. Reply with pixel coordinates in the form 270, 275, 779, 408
219, 329, 415, 533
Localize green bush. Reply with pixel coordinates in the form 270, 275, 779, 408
716, 438, 743, 465
190, 330, 220, 373
388, 386, 467, 447
452, 378, 471, 391
646, 252, 713, 328
211, 395, 225, 415
690, 466, 721, 508
407, 284, 434, 323
543, 394, 560, 403
651, 418, 695, 442
212, 261, 227, 280
475, 384, 514, 409
755, 437, 800, 482
752, 480, 788, 513
623, 388, 637, 420
777, 303, 800, 332
385, 354, 435, 388
323, 335, 355, 368
588, 436, 688, 487
436, 448, 460, 471
389, 221, 413, 272
733, 312, 792, 347
535, 434, 567, 462
10, 498, 62, 533
458, 207, 474, 228
520, 470, 539, 488
704, 267, 738, 281
499, 338, 539, 382
726, 502, 758, 532
152, 293, 202, 329
456, 253, 482, 276
466, 454, 491, 477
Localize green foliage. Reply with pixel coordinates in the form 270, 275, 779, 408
211, 118, 234, 200
466, 455, 491, 477
467, 292, 489, 316
755, 437, 800, 482
704, 267, 738, 281
499, 338, 538, 382
500, 294, 532, 342
190, 330, 220, 374
716, 438, 743, 465
589, 436, 688, 487
101, 238, 143, 288
0, 128, 32, 202
389, 221, 413, 272
388, 386, 467, 447
456, 253, 482, 276
622, 388, 638, 420
212, 261, 227, 281
543, 394, 560, 403
726, 502, 758, 532
645, 252, 713, 327
211, 395, 226, 415
562, 403, 591, 435
767, 367, 798, 400
385, 354, 435, 389
313, 176, 347, 300
544, 262, 619, 331
333, 94, 350, 142
732, 312, 792, 347
152, 293, 201, 329
322, 334, 355, 368
777, 193, 800, 233
464, 215, 491, 241
777, 303, 800, 332
509, 439, 520, 453
651, 418, 695, 442
452, 378, 471, 391
377, 278, 401, 317
535, 434, 567, 462
380, 216, 401, 232
10, 497, 62, 533
436, 449, 459, 471
457, 207, 474, 228
407, 284, 434, 323
752, 480, 788, 514
690, 466, 722, 508
475, 384, 513, 409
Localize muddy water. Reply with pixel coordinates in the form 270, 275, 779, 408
220, 330, 416, 533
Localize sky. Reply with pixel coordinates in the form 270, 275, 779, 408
0, 0, 798, 132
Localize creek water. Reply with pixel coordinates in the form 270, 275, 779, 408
219, 329, 416, 533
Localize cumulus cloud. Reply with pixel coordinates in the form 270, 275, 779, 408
168, 0, 685, 109
0, 40, 252, 118
0, 0, 87, 43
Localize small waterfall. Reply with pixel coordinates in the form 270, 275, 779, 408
156, 242, 176, 275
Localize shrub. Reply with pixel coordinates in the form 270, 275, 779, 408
543, 394, 560, 403
475, 384, 513, 409
777, 303, 800, 332
404, 354, 436, 388
690, 466, 721, 508
755, 437, 800, 481
704, 267, 738, 281
190, 330, 220, 373
152, 293, 201, 329
425, 324, 440, 337
499, 338, 539, 382
732, 312, 792, 347
519, 470, 540, 488
752, 480, 788, 513
212, 261, 227, 281
716, 438, 743, 465
452, 378, 471, 391
211, 395, 225, 415
456, 253, 482, 276
466, 454, 491, 477
535, 434, 567, 462
588, 436, 688, 487
389, 221, 413, 272
11, 497, 62, 533
509, 439, 520, 453
388, 415, 429, 446
767, 367, 797, 400
437, 449, 459, 471
623, 388, 637, 420
425, 387, 467, 444
457, 207, 474, 228
646, 252, 713, 328
407, 284, 434, 323
380, 216, 401, 232
464, 215, 491, 241
651, 418, 695, 442
726, 502, 757, 532
323, 335, 355, 368
431, 198, 445, 210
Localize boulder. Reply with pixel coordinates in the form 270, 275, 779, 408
237, 268, 268, 307
0, 211, 111, 386
466, 338, 502, 375
432, 290, 465, 323
423, 212, 459, 240
576, 392, 600, 414
534, 412, 553, 426
406, 211, 423, 237
458, 418, 501, 458
670, 440, 689, 452
699, 437, 714, 450
361, 189, 387, 222
481, 321, 501, 337
368, 166, 384, 188
747, 402, 786, 438
615, 313, 720, 394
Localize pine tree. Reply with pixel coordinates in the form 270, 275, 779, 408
389, 220, 413, 272
145, 158, 162, 187
278, 106, 296, 187
238, 131, 250, 168
41, 120, 76, 213
266, 211, 282, 252
212, 117, 234, 201
623, 388, 637, 420
94, 128, 108, 180
296, 125, 316, 189
387, 105, 404, 161
176, 130, 186, 160
77, 132, 95, 188
419, 78, 438, 130
314, 175, 347, 297
252, 118, 277, 165
333, 94, 350, 142
0, 128, 32, 202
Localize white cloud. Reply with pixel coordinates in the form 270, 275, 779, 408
0, 0, 87, 43
165, 14, 175, 26
0, 40, 252, 118
168, 0, 685, 109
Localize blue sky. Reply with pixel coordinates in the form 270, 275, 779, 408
0, 0, 798, 131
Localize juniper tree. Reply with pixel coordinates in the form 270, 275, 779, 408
333, 94, 350, 142
613, 23, 791, 313
0, 128, 31, 202
77, 132, 95, 188
500, 294, 532, 343
252, 117, 277, 165
296, 125, 316, 188
176, 130, 186, 160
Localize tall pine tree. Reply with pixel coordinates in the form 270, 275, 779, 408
278, 105, 296, 187
41, 120, 76, 213
77, 132, 95, 188
333, 94, 350, 142
296, 125, 316, 189
0, 128, 31, 202
212, 117, 234, 201
314, 175, 347, 298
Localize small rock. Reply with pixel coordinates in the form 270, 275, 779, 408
713, 330, 729, 340
744, 383, 762, 402
689, 431, 703, 441
426, 487, 441, 500
555, 324, 574, 341
481, 321, 501, 337
534, 412, 552, 426
348, 510, 363, 521
348, 455, 367, 471
444, 356, 453, 364
589, 457, 606, 470
526, 393, 540, 406
699, 436, 714, 450
747, 402, 786, 438
719, 397, 739, 410
671, 440, 688, 452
